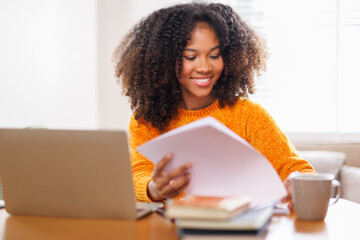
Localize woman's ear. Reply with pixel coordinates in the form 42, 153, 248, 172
175, 60, 182, 80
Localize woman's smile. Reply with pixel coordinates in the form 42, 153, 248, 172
191, 76, 213, 87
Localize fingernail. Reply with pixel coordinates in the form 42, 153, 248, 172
186, 162, 192, 168
166, 153, 173, 158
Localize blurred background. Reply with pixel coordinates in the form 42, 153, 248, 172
1, 0, 360, 142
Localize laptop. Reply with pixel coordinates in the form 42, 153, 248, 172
0, 128, 162, 219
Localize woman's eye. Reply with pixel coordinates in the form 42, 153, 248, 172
184, 56, 196, 61
210, 54, 221, 59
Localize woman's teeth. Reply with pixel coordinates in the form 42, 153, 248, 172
193, 78, 210, 83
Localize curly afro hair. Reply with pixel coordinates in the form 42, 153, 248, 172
114, 2, 267, 131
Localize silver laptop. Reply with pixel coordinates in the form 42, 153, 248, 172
0, 128, 162, 219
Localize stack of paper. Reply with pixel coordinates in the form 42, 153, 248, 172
137, 117, 287, 207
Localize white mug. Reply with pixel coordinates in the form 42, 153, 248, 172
290, 173, 341, 221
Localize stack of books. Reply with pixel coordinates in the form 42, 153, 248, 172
166, 196, 273, 239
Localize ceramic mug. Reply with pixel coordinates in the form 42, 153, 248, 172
290, 173, 341, 221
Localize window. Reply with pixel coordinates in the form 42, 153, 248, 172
214, 0, 360, 134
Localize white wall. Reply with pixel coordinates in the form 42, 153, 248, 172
97, 0, 132, 131
0, 0, 190, 131
0, 0, 97, 129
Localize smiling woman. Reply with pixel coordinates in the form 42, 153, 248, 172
114, 3, 267, 132
113, 2, 315, 204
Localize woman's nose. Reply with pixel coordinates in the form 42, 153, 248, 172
195, 58, 212, 73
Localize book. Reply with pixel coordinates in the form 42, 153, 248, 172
180, 233, 264, 240
166, 195, 251, 221
137, 117, 287, 207
176, 205, 273, 234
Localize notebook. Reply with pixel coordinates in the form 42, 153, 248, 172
0, 128, 162, 219
176, 205, 273, 236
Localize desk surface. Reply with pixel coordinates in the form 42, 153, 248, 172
0, 198, 359, 240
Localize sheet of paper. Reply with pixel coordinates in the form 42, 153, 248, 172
137, 117, 287, 207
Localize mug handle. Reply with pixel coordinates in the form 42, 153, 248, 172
330, 179, 341, 205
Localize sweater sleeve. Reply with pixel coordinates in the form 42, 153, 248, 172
129, 115, 156, 202
245, 102, 316, 181
129, 114, 187, 202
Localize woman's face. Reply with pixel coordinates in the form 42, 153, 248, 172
177, 22, 224, 110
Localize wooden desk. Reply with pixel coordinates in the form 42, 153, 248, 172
0, 198, 359, 240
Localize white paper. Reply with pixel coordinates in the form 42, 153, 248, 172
137, 117, 287, 207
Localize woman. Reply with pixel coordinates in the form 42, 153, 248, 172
113, 3, 315, 203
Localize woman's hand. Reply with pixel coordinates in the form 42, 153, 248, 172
147, 153, 192, 202
281, 171, 317, 210
281, 175, 294, 210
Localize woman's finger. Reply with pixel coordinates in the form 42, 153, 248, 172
169, 173, 191, 190
284, 178, 292, 195
281, 194, 291, 203
165, 176, 191, 199
154, 173, 171, 190
155, 161, 191, 191
177, 178, 191, 195
152, 153, 172, 179
288, 201, 294, 210
167, 162, 192, 180
160, 173, 191, 198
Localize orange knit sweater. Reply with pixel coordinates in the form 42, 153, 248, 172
129, 99, 315, 202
